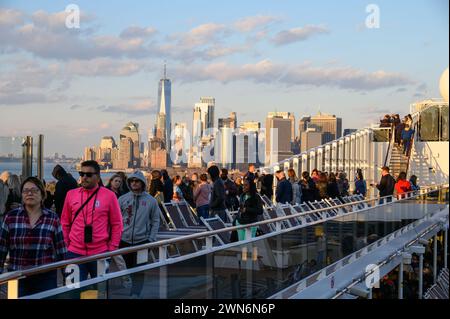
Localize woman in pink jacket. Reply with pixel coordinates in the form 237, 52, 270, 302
61, 161, 123, 282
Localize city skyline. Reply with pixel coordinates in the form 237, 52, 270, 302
0, 0, 448, 157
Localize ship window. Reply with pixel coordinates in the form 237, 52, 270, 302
419, 106, 440, 141
440, 105, 449, 141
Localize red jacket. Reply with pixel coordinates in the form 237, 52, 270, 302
61, 186, 123, 256
395, 180, 412, 195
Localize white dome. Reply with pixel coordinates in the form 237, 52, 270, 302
439, 67, 449, 103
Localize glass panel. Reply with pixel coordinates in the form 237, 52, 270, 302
1, 187, 446, 299
0, 136, 25, 178
440, 105, 449, 141
372, 129, 390, 142
419, 106, 440, 141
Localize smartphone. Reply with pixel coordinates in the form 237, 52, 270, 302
84, 225, 93, 243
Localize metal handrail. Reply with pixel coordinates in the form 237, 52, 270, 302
383, 124, 395, 168
0, 184, 447, 284
257, 127, 372, 173
332, 211, 448, 299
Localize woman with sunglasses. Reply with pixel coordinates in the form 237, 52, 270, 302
0, 177, 67, 297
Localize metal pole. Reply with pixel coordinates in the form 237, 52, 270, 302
445, 229, 448, 269
433, 235, 437, 283
21, 136, 33, 179
368, 288, 373, 299
418, 253, 423, 299
398, 262, 403, 299
37, 135, 44, 180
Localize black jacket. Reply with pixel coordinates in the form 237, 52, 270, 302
260, 174, 274, 198
301, 178, 319, 203
327, 182, 340, 199
276, 178, 293, 204
52, 166, 78, 217
377, 174, 396, 197
210, 178, 226, 212
149, 179, 164, 197
179, 183, 195, 208
163, 179, 173, 203
237, 193, 263, 225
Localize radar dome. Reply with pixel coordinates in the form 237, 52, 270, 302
440, 68, 449, 103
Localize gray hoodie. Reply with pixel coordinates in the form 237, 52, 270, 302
118, 171, 160, 244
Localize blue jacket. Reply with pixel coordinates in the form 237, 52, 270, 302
354, 179, 367, 196
276, 178, 293, 204
401, 129, 414, 140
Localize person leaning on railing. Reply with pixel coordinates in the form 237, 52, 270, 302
394, 172, 412, 199
230, 179, 263, 242
0, 177, 67, 297
373, 166, 395, 202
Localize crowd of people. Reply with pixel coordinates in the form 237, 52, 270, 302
379, 113, 415, 156
0, 160, 422, 297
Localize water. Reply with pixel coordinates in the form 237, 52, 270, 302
0, 161, 116, 183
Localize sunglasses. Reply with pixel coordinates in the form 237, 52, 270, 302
79, 171, 97, 177
129, 179, 141, 183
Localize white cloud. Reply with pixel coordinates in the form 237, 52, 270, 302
177, 23, 228, 48
272, 25, 330, 46
120, 26, 157, 39
0, 8, 24, 26
173, 60, 415, 91
234, 15, 281, 32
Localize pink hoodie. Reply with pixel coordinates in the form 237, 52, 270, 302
61, 186, 123, 256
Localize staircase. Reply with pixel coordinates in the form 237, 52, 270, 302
389, 144, 409, 179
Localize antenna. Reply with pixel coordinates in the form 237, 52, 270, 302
163, 61, 167, 79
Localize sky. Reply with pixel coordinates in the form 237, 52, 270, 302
0, 0, 448, 157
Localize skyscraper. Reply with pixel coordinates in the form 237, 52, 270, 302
156, 64, 171, 150
218, 112, 237, 129
265, 114, 293, 165
189, 97, 216, 168
119, 122, 140, 168
309, 112, 342, 143
240, 121, 261, 132
267, 112, 295, 142
194, 97, 215, 137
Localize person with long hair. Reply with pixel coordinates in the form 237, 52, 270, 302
287, 169, 302, 204
327, 172, 340, 199
395, 171, 412, 199
5, 174, 22, 213
172, 175, 184, 202
160, 169, 173, 203
230, 179, 263, 242
354, 169, 367, 197
105, 174, 123, 198
116, 171, 129, 196
0, 177, 67, 297
148, 170, 164, 204
316, 172, 329, 199
409, 175, 420, 192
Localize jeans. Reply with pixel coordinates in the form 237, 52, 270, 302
18, 270, 57, 297
66, 251, 101, 282
119, 240, 148, 297
196, 205, 210, 223
403, 139, 411, 155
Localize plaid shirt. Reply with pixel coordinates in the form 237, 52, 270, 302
0, 207, 67, 272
